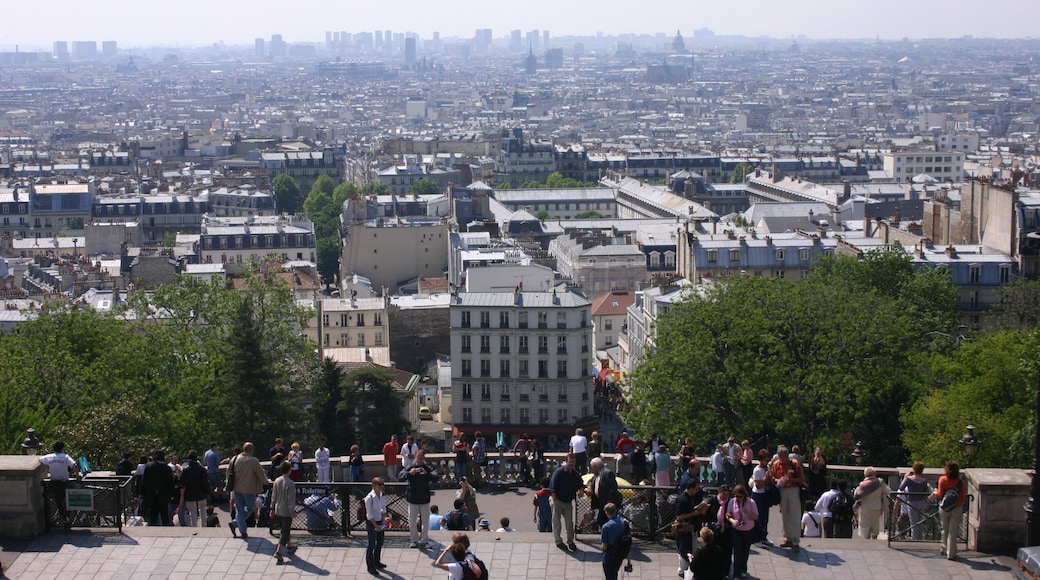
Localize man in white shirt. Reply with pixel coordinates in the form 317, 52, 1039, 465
569, 428, 589, 475
39, 441, 80, 525
315, 439, 331, 483
400, 435, 420, 470
801, 511, 822, 538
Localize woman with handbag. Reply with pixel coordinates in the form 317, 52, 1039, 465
723, 485, 758, 579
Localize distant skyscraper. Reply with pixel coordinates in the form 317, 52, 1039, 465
53, 41, 69, 60
433, 31, 440, 52
384, 30, 392, 50
543, 30, 550, 49
526, 30, 540, 52
405, 37, 417, 65
255, 37, 266, 59
270, 34, 287, 58
71, 41, 97, 60
101, 41, 117, 58
510, 30, 522, 52
326, 31, 333, 50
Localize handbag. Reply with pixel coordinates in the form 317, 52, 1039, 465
672, 519, 693, 534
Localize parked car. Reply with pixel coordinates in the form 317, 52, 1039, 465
418, 406, 432, 420
1015, 546, 1040, 580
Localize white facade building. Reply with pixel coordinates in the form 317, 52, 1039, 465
449, 286, 593, 445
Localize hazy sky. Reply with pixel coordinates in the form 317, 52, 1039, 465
5, 0, 1035, 49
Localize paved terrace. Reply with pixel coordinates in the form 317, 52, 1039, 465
0, 527, 1016, 580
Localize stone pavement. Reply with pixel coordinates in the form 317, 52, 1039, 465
0, 526, 1017, 580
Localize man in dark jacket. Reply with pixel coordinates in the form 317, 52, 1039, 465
141, 449, 174, 526
399, 450, 438, 549
178, 450, 211, 527
588, 457, 623, 528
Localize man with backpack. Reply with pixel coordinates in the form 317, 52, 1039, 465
815, 479, 854, 538
444, 499, 472, 531
600, 503, 631, 580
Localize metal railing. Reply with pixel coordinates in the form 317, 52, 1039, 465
42, 476, 134, 531
886, 491, 972, 548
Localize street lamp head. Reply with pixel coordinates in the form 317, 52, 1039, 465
960, 424, 980, 460
851, 441, 864, 465
21, 428, 41, 456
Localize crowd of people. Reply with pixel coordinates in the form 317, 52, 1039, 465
37, 429, 969, 577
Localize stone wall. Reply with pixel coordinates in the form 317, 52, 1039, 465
965, 468, 1031, 554
0, 456, 48, 536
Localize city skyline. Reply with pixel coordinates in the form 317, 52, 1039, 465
4, 0, 1037, 50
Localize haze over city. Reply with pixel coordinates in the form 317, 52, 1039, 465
4, 0, 1036, 49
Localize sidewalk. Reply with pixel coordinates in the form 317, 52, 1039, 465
1, 527, 1016, 580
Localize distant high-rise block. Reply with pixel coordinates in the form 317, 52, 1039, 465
270, 34, 287, 58
326, 31, 333, 49
510, 30, 522, 52
71, 41, 97, 60
101, 41, 117, 58
53, 41, 69, 59
405, 37, 417, 65
255, 37, 265, 59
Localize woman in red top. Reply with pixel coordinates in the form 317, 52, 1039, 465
931, 460, 966, 560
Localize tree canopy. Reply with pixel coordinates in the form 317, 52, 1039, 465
519, 171, 599, 189
273, 174, 303, 214
0, 259, 321, 466
624, 247, 960, 466
408, 179, 441, 195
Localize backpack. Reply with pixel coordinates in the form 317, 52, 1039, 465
225, 457, 237, 492
445, 509, 468, 531
830, 491, 853, 523
461, 555, 489, 580
940, 480, 963, 512
612, 521, 633, 559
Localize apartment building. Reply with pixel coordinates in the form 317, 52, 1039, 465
449, 286, 593, 444
195, 214, 315, 265
883, 150, 965, 183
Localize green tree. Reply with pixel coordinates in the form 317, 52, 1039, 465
534, 210, 552, 220
575, 210, 605, 219
273, 174, 303, 214
408, 179, 441, 195
902, 331, 1035, 468
730, 162, 755, 183
360, 182, 391, 196
339, 367, 409, 452
313, 358, 351, 453
626, 252, 954, 466
998, 277, 1040, 331
333, 182, 359, 206
311, 174, 336, 197
316, 236, 342, 287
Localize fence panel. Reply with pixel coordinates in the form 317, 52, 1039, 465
42, 477, 132, 531
886, 491, 971, 547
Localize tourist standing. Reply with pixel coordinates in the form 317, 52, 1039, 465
549, 453, 582, 551
315, 439, 331, 483
599, 503, 627, 580
570, 428, 589, 476
898, 461, 931, 541
364, 477, 389, 576
39, 441, 80, 526
769, 446, 804, 553
400, 450, 436, 549
931, 461, 966, 560
723, 484, 758, 579
382, 435, 400, 480
853, 466, 891, 540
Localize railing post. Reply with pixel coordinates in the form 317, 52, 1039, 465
648, 490, 658, 541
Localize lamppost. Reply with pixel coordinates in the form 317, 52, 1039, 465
851, 441, 864, 465
959, 425, 980, 468
20, 428, 40, 456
